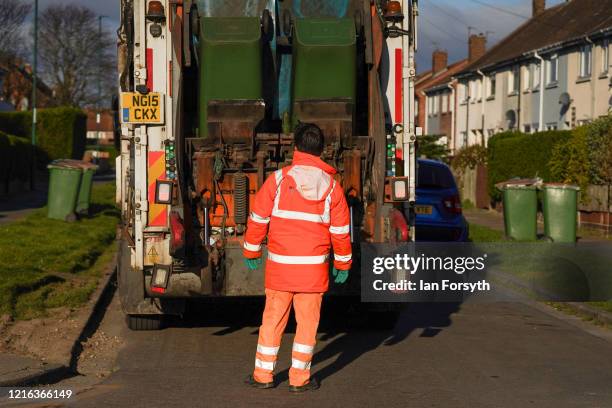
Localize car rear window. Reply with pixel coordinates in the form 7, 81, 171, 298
417, 163, 456, 189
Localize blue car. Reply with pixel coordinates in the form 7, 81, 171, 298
409, 159, 469, 242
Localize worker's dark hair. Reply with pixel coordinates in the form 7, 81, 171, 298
294, 123, 324, 156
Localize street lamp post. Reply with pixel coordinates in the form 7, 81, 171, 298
97, 15, 108, 144
30, 0, 38, 190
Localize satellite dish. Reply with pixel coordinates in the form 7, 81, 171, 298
505, 110, 516, 129
559, 92, 571, 107
559, 92, 572, 116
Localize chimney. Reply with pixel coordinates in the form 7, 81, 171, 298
432, 50, 448, 75
468, 34, 487, 63
532, 0, 545, 17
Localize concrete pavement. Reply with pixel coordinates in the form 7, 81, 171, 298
463, 208, 612, 242
0, 174, 115, 225
0, 181, 48, 225
0, 354, 64, 387
463, 208, 505, 232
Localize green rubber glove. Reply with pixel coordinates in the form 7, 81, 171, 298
244, 258, 262, 271
332, 267, 349, 284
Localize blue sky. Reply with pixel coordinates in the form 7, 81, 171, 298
417, 0, 565, 72
31, 0, 565, 72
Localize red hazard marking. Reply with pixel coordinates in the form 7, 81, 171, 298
395, 48, 403, 123
146, 48, 153, 91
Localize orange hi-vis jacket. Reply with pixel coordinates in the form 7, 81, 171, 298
243, 151, 352, 293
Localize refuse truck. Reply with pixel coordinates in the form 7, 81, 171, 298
116, 0, 419, 330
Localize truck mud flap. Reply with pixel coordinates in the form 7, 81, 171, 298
118, 239, 185, 316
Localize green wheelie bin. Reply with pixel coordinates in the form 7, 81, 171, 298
542, 183, 579, 243
75, 161, 99, 216
502, 184, 537, 241
47, 160, 82, 221
198, 17, 263, 139
291, 17, 356, 130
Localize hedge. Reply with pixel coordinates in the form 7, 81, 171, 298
487, 130, 571, 201
0, 111, 31, 137
0, 131, 34, 193
549, 115, 612, 192
0, 107, 87, 164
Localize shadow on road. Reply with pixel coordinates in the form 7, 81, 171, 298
178, 297, 461, 385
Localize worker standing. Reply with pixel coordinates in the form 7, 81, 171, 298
243, 123, 352, 392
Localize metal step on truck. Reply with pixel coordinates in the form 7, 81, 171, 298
116, 0, 419, 330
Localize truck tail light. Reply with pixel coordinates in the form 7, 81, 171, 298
443, 195, 462, 214
151, 264, 171, 293
391, 208, 409, 242
169, 211, 185, 255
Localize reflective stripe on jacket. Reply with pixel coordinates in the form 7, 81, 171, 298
243, 151, 352, 292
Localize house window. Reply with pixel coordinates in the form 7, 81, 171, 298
523, 66, 531, 91
601, 41, 609, 75
579, 45, 592, 78
471, 130, 482, 145
532, 63, 541, 89
523, 124, 531, 133
441, 93, 448, 113
427, 96, 433, 116
469, 81, 476, 102
476, 79, 482, 101
460, 131, 468, 148
458, 83, 466, 103
433, 94, 439, 114
449, 93, 454, 112
486, 74, 496, 98
547, 55, 558, 84
508, 67, 519, 94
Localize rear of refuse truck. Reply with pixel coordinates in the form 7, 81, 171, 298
116, 0, 418, 330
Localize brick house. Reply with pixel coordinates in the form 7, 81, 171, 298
86, 109, 115, 145
418, 34, 487, 149
0, 61, 52, 111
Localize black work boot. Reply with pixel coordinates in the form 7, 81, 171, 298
289, 377, 319, 393
245, 375, 275, 389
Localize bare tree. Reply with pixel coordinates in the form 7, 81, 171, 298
0, 0, 32, 61
38, 3, 116, 108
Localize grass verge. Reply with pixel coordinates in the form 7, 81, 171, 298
0, 182, 119, 320
468, 223, 505, 242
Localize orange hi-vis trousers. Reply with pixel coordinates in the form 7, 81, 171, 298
253, 289, 323, 387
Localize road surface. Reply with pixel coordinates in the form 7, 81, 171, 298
35, 292, 612, 408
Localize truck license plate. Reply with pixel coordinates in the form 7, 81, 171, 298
414, 205, 432, 215
121, 92, 164, 124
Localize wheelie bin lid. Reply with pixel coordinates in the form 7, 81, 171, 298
295, 18, 356, 47
495, 178, 541, 191
542, 183, 580, 191
47, 159, 98, 171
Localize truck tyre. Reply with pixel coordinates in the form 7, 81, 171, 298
127, 315, 162, 331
